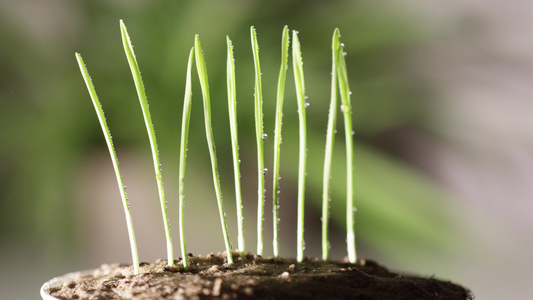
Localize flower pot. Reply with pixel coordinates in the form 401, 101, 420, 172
41, 254, 473, 300
41, 270, 90, 300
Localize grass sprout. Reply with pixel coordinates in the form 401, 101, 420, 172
335, 29, 357, 263
120, 20, 174, 265
321, 29, 340, 262
75, 53, 140, 274
194, 35, 234, 264
77, 23, 357, 267
292, 30, 308, 263
178, 48, 195, 269
272, 25, 290, 259
226, 36, 245, 256
251, 26, 266, 256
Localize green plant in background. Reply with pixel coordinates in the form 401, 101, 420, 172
120, 20, 174, 266
75, 53, 140, 274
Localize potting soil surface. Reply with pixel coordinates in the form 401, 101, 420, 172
45, 253, 473, 299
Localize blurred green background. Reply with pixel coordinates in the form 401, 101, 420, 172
1, 1, 532, 299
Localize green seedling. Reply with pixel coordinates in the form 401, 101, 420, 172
292, 30, 308, 263
75, 53, 140, 274
178, 48, 195, 269
195, 35, 234, 264
321, 29, 357, 263
251, 26, 266, 256
226, 36, 246, 256
77, 22, 357, 269
120, 20, 174, 266
335, 29, 357, 263
272, 26, 290, 259
321, 29, 340, 262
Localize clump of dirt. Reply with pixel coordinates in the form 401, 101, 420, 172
44, 253, 473, 299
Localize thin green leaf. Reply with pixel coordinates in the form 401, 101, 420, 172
251, 26, 266, 256
75, 53, 140, 274
292, 30, 307, 263
178, 48, 195, 269
321, 29, 340, 262
194, 35, 233, 264
272, 25, 289, 259
335, 29, 357, 263
226, 36, 245, 256
120, 20, 174, 265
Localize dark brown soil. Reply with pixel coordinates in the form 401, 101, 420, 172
44, 253, 473, 300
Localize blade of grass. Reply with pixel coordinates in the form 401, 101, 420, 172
292, 30, 308, 263
194, 35, 234, 264
336, 29, 357, 263
120, 20, 174, 266
226, 36, 245, 256
272, 25, 289, 259
321, 29, 340, 262
75, 53, 140, 274
251, 26, 266, 256
178, 48, 195, 269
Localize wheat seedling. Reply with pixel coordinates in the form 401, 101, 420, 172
272, 26, 290, 259
75, 53, 140, 274
120, 20, 174, 265
195, 35, 234, 264
292, 30, 308, 263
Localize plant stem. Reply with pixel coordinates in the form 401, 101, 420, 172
75, 53, 140, 274
178, 48, 195, 269
292, 30, 307, 263
272, 26, 289, 260
335, 29, 357, 263
194, 35, 234, 264
120, 20, 174, 266
251, 26, 266, 256
321, 29, 340, 262
226, 36, 245, 256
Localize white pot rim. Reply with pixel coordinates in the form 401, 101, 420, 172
40, 281, 57, 300
40, 270, 88, 300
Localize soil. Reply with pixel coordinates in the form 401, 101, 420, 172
44, 253, 473, 300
